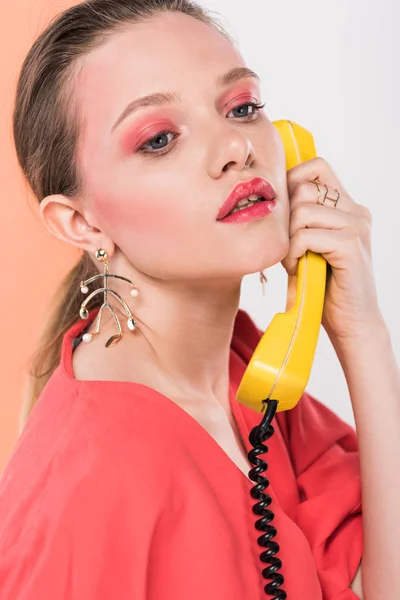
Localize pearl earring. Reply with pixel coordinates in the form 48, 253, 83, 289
79, 249, 139, 348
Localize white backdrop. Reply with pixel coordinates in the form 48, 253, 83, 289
201, 0, 400, 426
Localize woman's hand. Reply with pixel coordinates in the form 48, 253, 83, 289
281, 156, 384, 343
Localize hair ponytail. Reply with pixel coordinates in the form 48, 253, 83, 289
19, 253, 102, 430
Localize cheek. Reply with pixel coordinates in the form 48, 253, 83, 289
92, 188, 184, 242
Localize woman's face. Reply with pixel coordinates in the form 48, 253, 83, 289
74, 11, 290, 283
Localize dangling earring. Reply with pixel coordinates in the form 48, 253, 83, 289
259, 270, 268, 297
79, 249, 139, 348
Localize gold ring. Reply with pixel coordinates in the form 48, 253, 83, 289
322, 184, 340, 208
311, 178, 323, 204
311, 179, 340, 209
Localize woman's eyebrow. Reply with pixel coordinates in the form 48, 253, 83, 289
111, 67, 260, 133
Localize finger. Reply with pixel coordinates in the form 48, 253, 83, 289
282, 228, 362, 276
289, 202, 360, 238
289, 180, 354, 213
287, 156, 352, 199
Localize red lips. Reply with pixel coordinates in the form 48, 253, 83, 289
217, 177, 276, 220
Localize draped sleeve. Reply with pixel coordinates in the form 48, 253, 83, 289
278, 390, 363, 599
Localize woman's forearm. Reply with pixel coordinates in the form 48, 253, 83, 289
331, 319, 400, 599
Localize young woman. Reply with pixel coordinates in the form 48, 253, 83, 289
1, 1, 399, 598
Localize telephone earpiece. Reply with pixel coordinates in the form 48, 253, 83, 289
236, 121, 327, 412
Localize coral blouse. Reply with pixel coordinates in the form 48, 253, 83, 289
0, 307, 362, 599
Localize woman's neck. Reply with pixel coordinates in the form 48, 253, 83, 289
85, 278, 242, 407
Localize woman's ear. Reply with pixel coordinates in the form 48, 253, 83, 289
39, 193, 113, 254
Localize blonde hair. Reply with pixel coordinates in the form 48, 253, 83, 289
14, 0, 234, 429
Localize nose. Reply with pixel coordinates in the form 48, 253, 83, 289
207, 131, 256, 179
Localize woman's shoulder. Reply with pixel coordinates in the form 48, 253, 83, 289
0, 380, 170, 600
0, 368, 173, 517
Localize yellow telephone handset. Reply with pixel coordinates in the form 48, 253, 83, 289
236, 120, 327, 413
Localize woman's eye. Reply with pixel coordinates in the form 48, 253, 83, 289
226, 101, 266, 120
137, 101, 266, 156
138, 131, 177, 155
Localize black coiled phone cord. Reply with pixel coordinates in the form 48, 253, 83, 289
248, 399, 287, 599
